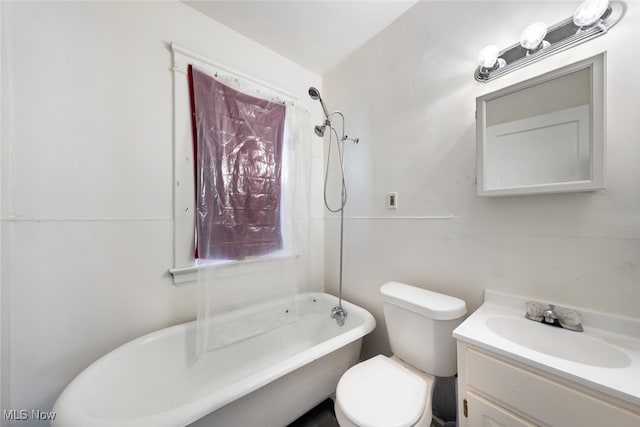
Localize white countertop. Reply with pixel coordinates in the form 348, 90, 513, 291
453, 290, 640, 408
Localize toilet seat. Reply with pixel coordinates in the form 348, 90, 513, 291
335, 355, 428, 427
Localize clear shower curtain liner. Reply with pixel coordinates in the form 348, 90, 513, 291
192, 68, 314, 359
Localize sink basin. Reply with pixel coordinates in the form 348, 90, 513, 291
486, 316, 631, 368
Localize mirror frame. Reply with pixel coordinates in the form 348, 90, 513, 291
476, 52, 606, 197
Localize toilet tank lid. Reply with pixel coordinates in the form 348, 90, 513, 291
380, 282, 467, 320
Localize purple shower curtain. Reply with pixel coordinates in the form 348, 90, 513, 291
189, 66, 286, 260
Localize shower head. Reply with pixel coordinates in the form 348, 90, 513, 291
308, 87, 321, 100
308, 86, 331, 120
314, 125, 326, 137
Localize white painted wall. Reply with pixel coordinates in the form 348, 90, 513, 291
324, 0, 640, 359
0, 1, 322, 424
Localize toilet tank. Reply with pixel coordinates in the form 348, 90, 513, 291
380, 282, 467, 377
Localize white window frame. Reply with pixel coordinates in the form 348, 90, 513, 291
168, 43, 297, 286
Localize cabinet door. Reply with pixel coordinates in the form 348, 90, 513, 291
466, 392, 539, 427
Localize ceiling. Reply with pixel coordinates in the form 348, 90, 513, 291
184, 1, 419, 74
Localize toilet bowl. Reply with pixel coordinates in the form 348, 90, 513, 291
334, 282, 467, 427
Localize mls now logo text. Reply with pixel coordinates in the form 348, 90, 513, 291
3, 409, 56, 421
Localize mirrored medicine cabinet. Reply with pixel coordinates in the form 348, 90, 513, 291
476, 53, 605, 196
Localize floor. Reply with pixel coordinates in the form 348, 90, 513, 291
288, 399, 447, 427
288, 399, 338, 427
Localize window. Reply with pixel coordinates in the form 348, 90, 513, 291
188, 66, 286, 261
169, 43, 303, 285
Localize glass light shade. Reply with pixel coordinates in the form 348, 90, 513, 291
573, 0, 610, 27
520, 22, 548, 50
478, 45, 500, 68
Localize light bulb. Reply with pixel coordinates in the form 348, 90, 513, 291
573, 0, 610, 27
478, 45, 500, 69
520, 22, 548, 51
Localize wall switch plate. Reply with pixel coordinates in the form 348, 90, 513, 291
387, 192, 398, 209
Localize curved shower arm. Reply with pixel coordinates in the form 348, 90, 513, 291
329, 111, 346, 140
329, 111, 358, 144
327, 110, 345, 136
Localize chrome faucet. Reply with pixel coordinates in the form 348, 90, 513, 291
526, 301, 583, 332
331, 305, 347, 327
543, 304, 558, 324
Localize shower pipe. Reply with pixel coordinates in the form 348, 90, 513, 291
308, 87, 359, 327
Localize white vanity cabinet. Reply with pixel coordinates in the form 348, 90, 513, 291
456, 342, 640, 427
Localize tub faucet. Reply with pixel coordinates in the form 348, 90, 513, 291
331, 306, 347, 327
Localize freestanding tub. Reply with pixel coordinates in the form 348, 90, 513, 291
52, 293, 375, 427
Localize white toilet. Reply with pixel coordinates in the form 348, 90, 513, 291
334, 281, 467, 427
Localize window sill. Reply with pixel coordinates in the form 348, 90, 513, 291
169, 253, 299, 286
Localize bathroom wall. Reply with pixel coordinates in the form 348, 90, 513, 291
0, 1, 322, 424
324, 0, 640, 358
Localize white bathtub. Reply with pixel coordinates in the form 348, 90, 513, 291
52, 293, 375, 427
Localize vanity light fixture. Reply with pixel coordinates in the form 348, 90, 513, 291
474, 0, 624, 82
